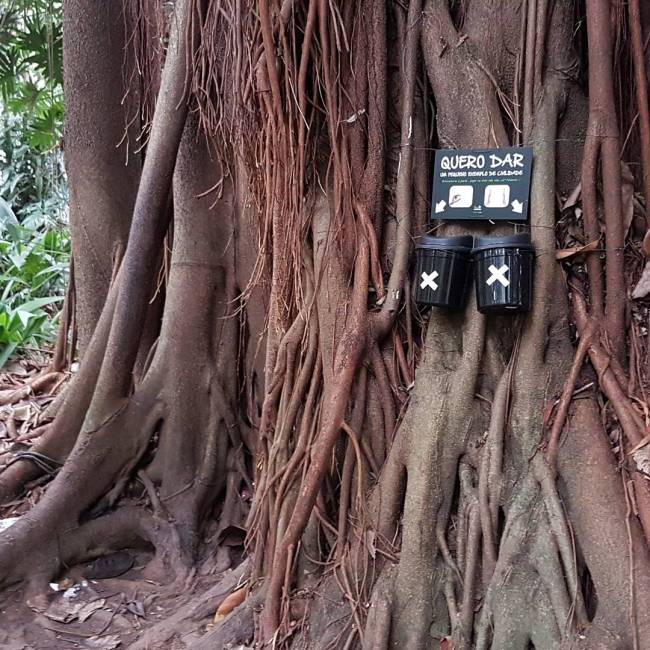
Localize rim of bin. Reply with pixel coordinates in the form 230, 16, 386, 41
473, 233, 534, 252
415, 235, 474, 252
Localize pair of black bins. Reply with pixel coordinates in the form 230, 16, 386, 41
414, 233, 534, 313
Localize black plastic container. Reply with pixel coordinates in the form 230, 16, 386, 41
414, 235, 473, 310
473, 233, 534, 314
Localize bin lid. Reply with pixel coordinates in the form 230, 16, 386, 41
473, 233, 534, 252
415, 235, 473, 252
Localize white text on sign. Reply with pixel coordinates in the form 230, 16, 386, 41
440, 153, 525, 171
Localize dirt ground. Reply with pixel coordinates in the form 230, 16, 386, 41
0, 547, 251, 649
0, 356, 252, 650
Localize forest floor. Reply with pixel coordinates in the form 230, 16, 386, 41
0, 557, 250, 649
0, 355, 252, 650
0, 352, 67, 521
0, 553, 252, 650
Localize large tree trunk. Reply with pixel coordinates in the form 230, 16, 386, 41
2, 1, 650, 649
63, 0, 142, 353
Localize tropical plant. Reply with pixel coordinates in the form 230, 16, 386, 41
0, 0, 67, 364
0, 0, 63, 152
0, 222, 68, 366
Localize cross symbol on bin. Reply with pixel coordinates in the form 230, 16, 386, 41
420, 270, 439, 291
487, 264, 510, 288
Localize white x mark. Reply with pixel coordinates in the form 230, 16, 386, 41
487, 264, 510, 287
420, 270, 439, 291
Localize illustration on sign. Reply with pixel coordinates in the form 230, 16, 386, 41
431, 147, 533, 221
420, 270, 439, 291
487, 264, 510, 287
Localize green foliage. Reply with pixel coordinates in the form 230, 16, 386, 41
0, 0, 67, 365
0, 222, 68, 366
0, 0, 64, 152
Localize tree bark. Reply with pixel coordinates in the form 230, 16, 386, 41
63, 0, 141, 354
2, 3, 650, 650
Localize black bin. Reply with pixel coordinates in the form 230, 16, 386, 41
414, 235, 473, 310
473, 233, 534, 314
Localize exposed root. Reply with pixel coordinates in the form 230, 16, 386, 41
361, 567, 394, 650
5, 2, 650, 649
127, 559, 250, 650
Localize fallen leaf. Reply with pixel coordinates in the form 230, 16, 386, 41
44, 599, 84, 623
628, 434, 650, 456
562, 182, 581, 210
213, 587, 247, 624
86, 634, 121, 649
78, 599, 106, 623
633, 260, 650, 299
0, 390, 16, 404
125, 599, 146, 618
6, 405, 31, 421
4, 362, 27, 376
634, 446, 650, 478
555, 240, 599, 260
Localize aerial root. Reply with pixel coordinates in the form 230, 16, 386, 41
361, 567, 394, 650
533, 455, 588, 625
472, 458, 591, 649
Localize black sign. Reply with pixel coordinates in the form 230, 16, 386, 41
431, 147, 533, 222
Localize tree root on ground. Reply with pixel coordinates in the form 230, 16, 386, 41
127, 559, 250, 650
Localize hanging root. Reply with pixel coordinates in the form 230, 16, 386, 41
6, 2, 650, 649
361, 566, 395, 650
